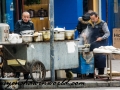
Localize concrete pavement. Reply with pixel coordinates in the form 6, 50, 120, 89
18, 88, 120, 90
18, 78, 120, 89
18, 60, 120, 89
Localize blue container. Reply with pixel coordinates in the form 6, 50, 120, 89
72, 54, 94, 74
6, 0, 14, 32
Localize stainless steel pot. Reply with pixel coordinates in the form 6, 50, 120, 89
65, 30, 74, 40
22, 35, 33, 42
54, 31, 65, 41
0, 23, 9, 42
33, 33, 43, 42
39, 31, 50, 41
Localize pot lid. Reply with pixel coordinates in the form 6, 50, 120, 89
54, 28, 65, 31
22, 35, 33, 36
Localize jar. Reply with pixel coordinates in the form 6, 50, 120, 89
37, 8, 45, 17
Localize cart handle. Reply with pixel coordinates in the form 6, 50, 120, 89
3, 46, 28, 72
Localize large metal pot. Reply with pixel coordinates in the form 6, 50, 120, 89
39, 31, 50, 41
54, 31, 65, 41
0, 23, 9, 42
22, 35, 33, 42
33, 33, 43, 42
65, 30, 75, 40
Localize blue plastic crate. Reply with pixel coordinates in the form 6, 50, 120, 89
72, 53, 94, 74
80, 64, 94, 74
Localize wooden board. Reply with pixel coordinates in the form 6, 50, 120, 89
23, 0, 49, 32
31, 17, 49, 31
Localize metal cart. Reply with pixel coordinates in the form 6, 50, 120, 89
0, 40, 78, 82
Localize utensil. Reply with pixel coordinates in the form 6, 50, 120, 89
20, 30, 34, 35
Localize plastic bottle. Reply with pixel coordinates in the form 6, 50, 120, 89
10, 2, 14, 11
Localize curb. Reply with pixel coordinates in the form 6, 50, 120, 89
18, 81, 120, 89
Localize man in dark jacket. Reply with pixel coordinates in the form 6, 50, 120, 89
87, 12, 110, 75
14, 11, 34, 79
76, 10, 93, 34
14, 11, 34, 34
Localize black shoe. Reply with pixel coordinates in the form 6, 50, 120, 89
88, 73, 94, 78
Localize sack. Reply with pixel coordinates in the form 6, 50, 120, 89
82, 52, 93, 64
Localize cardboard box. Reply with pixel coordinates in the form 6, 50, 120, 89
113, 28, 120, 60
56, 70, 66, 78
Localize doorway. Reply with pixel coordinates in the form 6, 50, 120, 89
83, 0, 99, 14
83, 0, 93, 14
0, 0, 6, 23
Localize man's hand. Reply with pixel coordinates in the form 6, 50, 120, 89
96, 37, 102, 41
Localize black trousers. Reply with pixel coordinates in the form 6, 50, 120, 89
98, 68, 104, 75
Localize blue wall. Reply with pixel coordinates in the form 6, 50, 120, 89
101, 0, 106, 21
54, 0, 83, 38
108, 0, 114, 45
101, 0, 114, 45
6, 0, 14, 32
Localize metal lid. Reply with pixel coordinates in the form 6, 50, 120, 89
0, 23, 9, 26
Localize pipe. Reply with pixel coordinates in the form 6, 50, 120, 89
16, 0, 19, 20
106, 0, 108, 23
49, 0, 55, 82
99, 0, 102, 19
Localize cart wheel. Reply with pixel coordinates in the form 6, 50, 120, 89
66, 71, 73, 79
30, 61, 46, 82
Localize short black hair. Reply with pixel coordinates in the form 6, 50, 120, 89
90, 12, 98, 17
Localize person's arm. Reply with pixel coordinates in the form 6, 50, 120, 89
76, 21, 82, 34
101, 22, 110, 39
96, 22, 110, 41
31, 23, 34, 30
14, 21, 20, 34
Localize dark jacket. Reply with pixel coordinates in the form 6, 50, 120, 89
14, 20, 34, 34
88, 19, 110, 68
76, 13, 90, 34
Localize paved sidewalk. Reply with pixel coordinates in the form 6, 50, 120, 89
19, 78, 120, 89
19, 60, 120, 89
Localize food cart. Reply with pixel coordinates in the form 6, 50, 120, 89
0, 23, 79, 83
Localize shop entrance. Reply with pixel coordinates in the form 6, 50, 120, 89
0, 0, 6, 23
83, 0, 93, 14
83, 0, 99, 14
